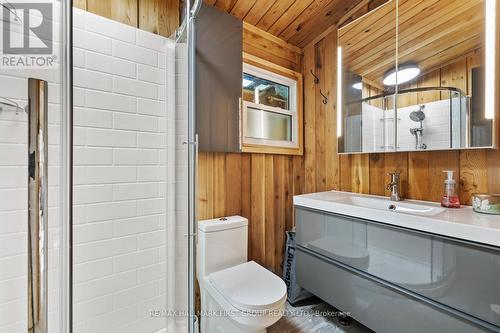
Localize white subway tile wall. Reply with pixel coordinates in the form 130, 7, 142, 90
362, 103, 385, 152
360, 99, 453, 152
397, 100, 452, 151
72, 9, 175, 333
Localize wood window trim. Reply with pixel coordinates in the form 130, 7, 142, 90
242, 52, 304, 156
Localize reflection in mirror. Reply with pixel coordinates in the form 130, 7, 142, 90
397, 0, 491, 151
338, 0, 398, 153
338, 0, 496, 154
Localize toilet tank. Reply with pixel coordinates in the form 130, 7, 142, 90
197, 216, 248, 279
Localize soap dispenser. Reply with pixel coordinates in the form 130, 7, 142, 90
441, 170, 460, 208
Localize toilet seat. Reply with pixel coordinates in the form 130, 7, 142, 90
209, 261, 287, 312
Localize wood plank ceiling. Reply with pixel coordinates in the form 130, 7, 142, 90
204, 0, 371, 47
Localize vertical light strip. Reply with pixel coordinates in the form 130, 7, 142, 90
337, 46, 343, 137
394, 0, 399, 150
485, 0, 496, 119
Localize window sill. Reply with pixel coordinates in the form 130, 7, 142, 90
242, 143, 303, 156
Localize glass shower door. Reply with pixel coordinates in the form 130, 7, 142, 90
0, 1, 69, 332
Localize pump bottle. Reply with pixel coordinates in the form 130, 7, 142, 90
441, 170, 460, 208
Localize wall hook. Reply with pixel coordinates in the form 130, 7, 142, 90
310, 69, 319, 84
320, 89, 328, 104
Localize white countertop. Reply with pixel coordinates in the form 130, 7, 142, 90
294, 191, 500, 248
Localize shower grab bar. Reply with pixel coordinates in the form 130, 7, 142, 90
0, 96, 27, 114
27, 78, 48, 333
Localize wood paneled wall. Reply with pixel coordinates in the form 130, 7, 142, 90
243, 22, 302, 72
74, 0, 179, 38
303, 28, 500, 206
198, 153, 304, 274
197, 27, 304, 275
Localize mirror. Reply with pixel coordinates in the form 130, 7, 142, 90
338, 0, 496, 154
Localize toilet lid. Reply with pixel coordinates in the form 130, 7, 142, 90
209, 261, 287, 312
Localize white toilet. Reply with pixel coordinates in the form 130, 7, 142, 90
197, 216, 287, 333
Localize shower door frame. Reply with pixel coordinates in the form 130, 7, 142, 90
60, 0, 74, 332
10, 0, 75, 331
60, 1, 199, 332
187, 1, 201, 332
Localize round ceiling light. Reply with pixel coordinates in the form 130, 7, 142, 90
383, 64, 420, 86
352, 82, 362, 90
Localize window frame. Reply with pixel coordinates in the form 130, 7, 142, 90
241, 54, 304, 155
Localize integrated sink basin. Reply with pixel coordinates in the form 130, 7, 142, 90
336, 196, 446, 216
293, 190, 500, 248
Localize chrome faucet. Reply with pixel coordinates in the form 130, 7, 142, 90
387, 172, 402, 201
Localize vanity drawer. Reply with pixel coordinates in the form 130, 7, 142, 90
296, 249, 492, 333
295, 207, 500, 328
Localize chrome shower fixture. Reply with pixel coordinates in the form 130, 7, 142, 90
409, 105, 427, 150
0, 97, 27, 114
409, 106, 426, 123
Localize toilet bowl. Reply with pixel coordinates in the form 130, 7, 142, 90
197, 216, 287, 333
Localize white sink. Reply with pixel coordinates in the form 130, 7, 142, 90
294, 190, 500, 247
336, 196, 446, 216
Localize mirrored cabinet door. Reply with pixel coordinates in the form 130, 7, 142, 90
396, 0, 492, 152
338, 0, 497, 154
338, 1, 398, 154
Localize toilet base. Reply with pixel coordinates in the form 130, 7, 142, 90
200, 281, 284, 333
200, 287, 272, 333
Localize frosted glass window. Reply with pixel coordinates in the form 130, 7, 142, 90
246, 107, 292, 141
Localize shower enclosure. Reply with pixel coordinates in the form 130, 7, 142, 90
0, 0, 198, 332
344, 87, 469, 153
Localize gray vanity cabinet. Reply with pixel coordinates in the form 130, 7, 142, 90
295, 207, 500, 333
196, 4, 242, 153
